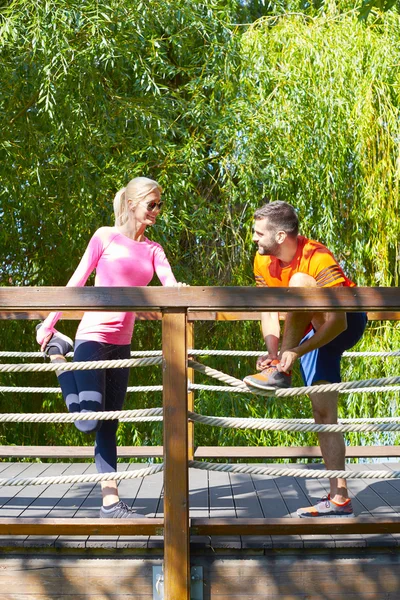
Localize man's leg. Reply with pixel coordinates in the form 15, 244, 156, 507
280, 272, 324, 353
243, 273, 323, 390
309, 387, 348, 502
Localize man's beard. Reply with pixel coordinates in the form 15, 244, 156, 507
258, 242, 280, 256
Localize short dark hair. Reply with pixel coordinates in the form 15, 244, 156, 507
254, 201, 299, 237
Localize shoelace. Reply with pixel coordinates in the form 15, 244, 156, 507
261, 360, 280, 375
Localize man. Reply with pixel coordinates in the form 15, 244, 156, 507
243, 201, 367, 518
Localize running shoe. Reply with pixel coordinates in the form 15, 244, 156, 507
297, 495, 354, 518
243, 359, 292, 390
100, 501, 146, 519
36, 324, 73, 357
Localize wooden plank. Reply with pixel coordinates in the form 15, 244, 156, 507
149, 478, 165, 549
51, 463, 100, 548
187, 322, 195, 461
345, 462, 399, 547
21, 463, 92, 547
0, 518, 163, 536
191, 516, 400, 535
1, 285, 400, 312
362, 462, 400, 546
275, 470, 335, 549
251, 473, 303, 549
294, 463, 366, 548
117, 465, 163, 549
0, 463, 56, 547
208, 469, 241, 549
188, 466, 210, 548
0, 446, 163, 458
194, 446, 400, 459
162, 310, 190, 599
1, 445, 398, 460
0, 463, 57, 516
86, 463, 144, 549
229, 472, 272, 549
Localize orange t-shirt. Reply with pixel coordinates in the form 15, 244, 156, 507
254, 236, 355, 288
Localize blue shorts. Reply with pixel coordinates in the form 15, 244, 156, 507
299, 312, 367, 386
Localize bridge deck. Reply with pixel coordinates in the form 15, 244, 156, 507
0, 461, 399, 551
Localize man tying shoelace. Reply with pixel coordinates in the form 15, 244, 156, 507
243, 200, 367, 518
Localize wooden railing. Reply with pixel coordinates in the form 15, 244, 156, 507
1, 286, 400, 599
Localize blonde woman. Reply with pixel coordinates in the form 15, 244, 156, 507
36, 177, 185, 518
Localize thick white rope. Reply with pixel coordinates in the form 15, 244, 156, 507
2, 382, 399, 396
2, 407, 400, 430
189, 461, 400, 480
189, 360, 255, 391
0, 465, 164, 487
189, 360, 400, 397
189, 383, 400, 395
1, 408, 400, 431
2, 461, 400, 486
0, 385, 163, 394
0, 408, 163, 423
189, 349, 400, 358
0, 356, 162, 373
187, 412, 400, 433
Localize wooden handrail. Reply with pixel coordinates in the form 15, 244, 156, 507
1, 286, 400, 312
2, 309, 400, 321
1, 445, 399, 459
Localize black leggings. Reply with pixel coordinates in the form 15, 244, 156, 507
58, 340, 130, 473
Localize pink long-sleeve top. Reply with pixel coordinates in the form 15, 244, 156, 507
37, 226, 177, 345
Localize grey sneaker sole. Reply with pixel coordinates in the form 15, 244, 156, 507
297, 511, 355, 518
243, 376, 289, 392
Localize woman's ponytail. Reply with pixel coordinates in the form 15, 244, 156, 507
113, 187, 128, 227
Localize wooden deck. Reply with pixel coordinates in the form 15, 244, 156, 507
1, 460, 400, 551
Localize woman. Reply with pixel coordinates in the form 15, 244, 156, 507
36, 176, 185, 519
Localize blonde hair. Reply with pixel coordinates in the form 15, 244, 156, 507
113, 177, 162, 227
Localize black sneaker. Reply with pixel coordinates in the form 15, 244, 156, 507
36, 324, 73, 357
99, 501, 146, 519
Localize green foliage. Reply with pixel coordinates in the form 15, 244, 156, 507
1, 2, 400, 458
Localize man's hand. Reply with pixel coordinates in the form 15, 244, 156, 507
256, 354, 278, 371
277, 350, 299, 373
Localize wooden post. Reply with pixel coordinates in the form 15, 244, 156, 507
162, 309, 190, 600
187, 321, 195, 460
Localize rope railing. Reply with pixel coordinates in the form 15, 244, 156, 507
189, 461, 400, 480
190, 383, 400, 394
0, 356, 162, 373
0, 465, 164, 487
0, 408, 163, 423
2, 407, 400, 433
2, 461, 400, 487
188, 412, 400, 433
0, 350, 163, 359
189, 360, 400, 397
189, 349, 400, 358
0, 385, 163, 394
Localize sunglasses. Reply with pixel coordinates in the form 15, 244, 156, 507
146, 200, 163, 212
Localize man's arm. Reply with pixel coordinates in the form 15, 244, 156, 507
278, 310, 347, 373
257, 312, 281, 370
